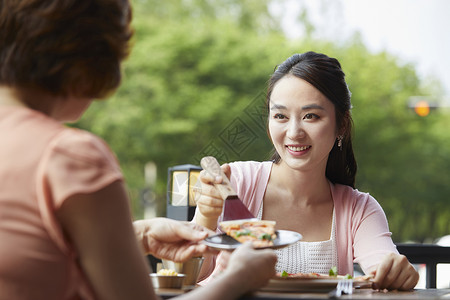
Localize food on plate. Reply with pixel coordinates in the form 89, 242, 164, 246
278, 266, 373, 282
219, 219, 276, 248
157, 269, 178, 276
278, 271, 344, 279
353, 274, 375, 282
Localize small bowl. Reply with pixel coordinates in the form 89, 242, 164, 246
162, 257, 204, 286
150, 273, 185, 289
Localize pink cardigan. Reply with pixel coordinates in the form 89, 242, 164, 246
228, 161, 398, 275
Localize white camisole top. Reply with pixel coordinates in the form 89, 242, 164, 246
257, 203, 338, 274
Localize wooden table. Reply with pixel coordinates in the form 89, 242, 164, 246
241, 288, 450, 299
156, 288, 450, 299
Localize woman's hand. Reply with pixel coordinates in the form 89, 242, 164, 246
224, 242, 277, 292
181, 243, 277, 300
194, 163, 231, 230
133, 218, 217, 262
372, 253, 419, 290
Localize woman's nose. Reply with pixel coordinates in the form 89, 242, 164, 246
286, 119, 305, 139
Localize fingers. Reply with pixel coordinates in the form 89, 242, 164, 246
196, 183, 223, 204
199, 169, 222, 185
195, 166, 234, 229
198, 170, 224, 201
199, 163, 231, 183
177, 244, 209, 262
221, 163, 231, 180
373, 253, 419, 291
373, 253, 396, 289
195, 175, 224, 219
231, 242, 277, 268
173, 222, 209, 242
154, 242, 207, 262
389, 257, 419, 290
398, 267, 419, 290
184, 222, 217, 236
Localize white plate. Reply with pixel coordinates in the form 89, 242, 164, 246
202, 230, 302, 250
261, 277, 341, 292
261, 277, 372, 292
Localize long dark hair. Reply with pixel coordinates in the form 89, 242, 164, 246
266, 51, 357, 188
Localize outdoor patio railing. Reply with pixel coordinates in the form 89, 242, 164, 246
396, 243, 450, 288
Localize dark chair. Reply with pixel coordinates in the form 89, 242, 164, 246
396, 243, 450, 288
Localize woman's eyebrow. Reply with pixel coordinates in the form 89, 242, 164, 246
301, 104, 325, 110
270, 103, 325, 110
270, 103, 286, 110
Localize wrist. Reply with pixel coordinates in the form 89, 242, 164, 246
207, 271, 248, 300
194, 212, 218, 231
221, 271, 249, 297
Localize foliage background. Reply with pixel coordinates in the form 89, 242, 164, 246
74, 0, 450, 243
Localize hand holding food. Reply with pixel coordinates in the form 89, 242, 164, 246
133, 218, 216, 262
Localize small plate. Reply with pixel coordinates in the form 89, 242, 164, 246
202, 230, 302, 250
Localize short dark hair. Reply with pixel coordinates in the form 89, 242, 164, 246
266, 51, 357, 188
0, 0, 133, 99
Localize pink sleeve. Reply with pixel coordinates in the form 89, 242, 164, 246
350, 191, 398, 273
34, 129, 123, 261
44, 129, 124, 209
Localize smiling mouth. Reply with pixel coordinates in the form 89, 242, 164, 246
286, 145, 311, 151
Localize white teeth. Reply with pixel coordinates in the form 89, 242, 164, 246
287, 145, 310, 151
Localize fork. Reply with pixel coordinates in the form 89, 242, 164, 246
328, 279, 353, 298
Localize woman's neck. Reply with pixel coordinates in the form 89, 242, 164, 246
0, 85, 89, 122
270, 160, 331, 205
0, 86, 27, 107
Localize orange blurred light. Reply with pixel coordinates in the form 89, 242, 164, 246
414, 100, 430, 117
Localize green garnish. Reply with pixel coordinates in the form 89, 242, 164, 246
281, 270, 289, 278
328, 266, 352, 279
259, 233, 273, 241
235, 229, 253, 237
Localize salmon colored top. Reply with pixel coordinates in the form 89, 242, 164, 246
197, 161, 398, 283
0, 106, 123, 300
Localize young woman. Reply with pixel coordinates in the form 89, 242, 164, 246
0, 1, 276, 299
194, 51, 419, 291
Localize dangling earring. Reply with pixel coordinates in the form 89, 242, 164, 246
337, 135, 343, 150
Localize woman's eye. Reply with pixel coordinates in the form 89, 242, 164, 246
303, 113, 319, 120
273, 113, 286, 119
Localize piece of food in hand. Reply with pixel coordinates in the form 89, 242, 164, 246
157, 269, 178, 276
219, 219, 276, 248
